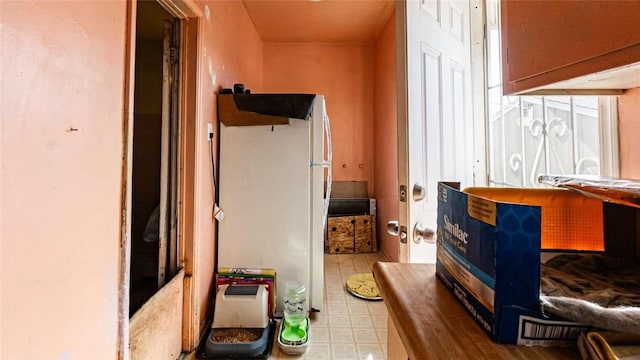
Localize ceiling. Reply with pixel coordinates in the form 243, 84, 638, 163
241, 0, 395, 43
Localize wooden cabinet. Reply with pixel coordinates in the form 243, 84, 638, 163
387, 317, 409, 360
328, 215, 377, 254
501, 0, 640, 95
373, 263, 579, 359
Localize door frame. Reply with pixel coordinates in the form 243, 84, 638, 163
119, 0, 203, 358
170, 1, 204, 351
470, 0, 488, 187
395, 0, 410, 263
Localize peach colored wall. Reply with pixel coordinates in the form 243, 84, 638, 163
1, 1, 126, 358
618, 87, 640, 179
373, 14, 399, 261
195, 0, 264, 333
0, 1, 265, 357
262, 43, 375, 196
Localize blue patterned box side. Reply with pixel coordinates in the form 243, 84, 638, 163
437, 183, 544, 344
494, 203, 541, 312
437, 183, 499, 337
435, 260, 497, 338
496, 305, 594, 345
437, 183, 496, 282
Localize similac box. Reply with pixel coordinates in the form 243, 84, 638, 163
435, 182, 607, 345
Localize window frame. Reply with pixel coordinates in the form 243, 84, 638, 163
470, 0, 620, 188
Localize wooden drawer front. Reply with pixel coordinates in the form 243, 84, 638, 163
328, 217, 355, 254
354, 215, 373, 253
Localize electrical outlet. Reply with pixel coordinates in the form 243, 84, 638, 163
207, 123, 214, 142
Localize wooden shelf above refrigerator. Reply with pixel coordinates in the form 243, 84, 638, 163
217, 93, 316, 126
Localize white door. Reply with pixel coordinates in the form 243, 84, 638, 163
395, 0, 476, 263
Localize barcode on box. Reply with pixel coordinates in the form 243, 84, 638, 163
517, 315, 591, 346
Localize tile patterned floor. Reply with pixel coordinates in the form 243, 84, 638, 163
270, 253, 389, 360
185, 252, 389, 360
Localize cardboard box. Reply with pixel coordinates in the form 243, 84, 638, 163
435, 182, 610, 345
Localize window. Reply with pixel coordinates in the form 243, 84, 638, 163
484, 0, 619, 188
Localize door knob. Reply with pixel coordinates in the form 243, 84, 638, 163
413, 184, 426, 201
387, 221, 399, 236
387, 221, 408, 244
413, 222, 435, 244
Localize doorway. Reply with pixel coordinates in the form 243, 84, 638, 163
121, 0, 201, 357
130, 0, 181, 316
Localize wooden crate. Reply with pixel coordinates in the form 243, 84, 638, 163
355, 215, 377, 253
328, 217, 355, 254
328, 215, 377, 254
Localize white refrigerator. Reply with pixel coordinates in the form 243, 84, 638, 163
218, 95, 326, 314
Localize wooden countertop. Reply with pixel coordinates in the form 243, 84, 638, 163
372, 262, 577, 359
